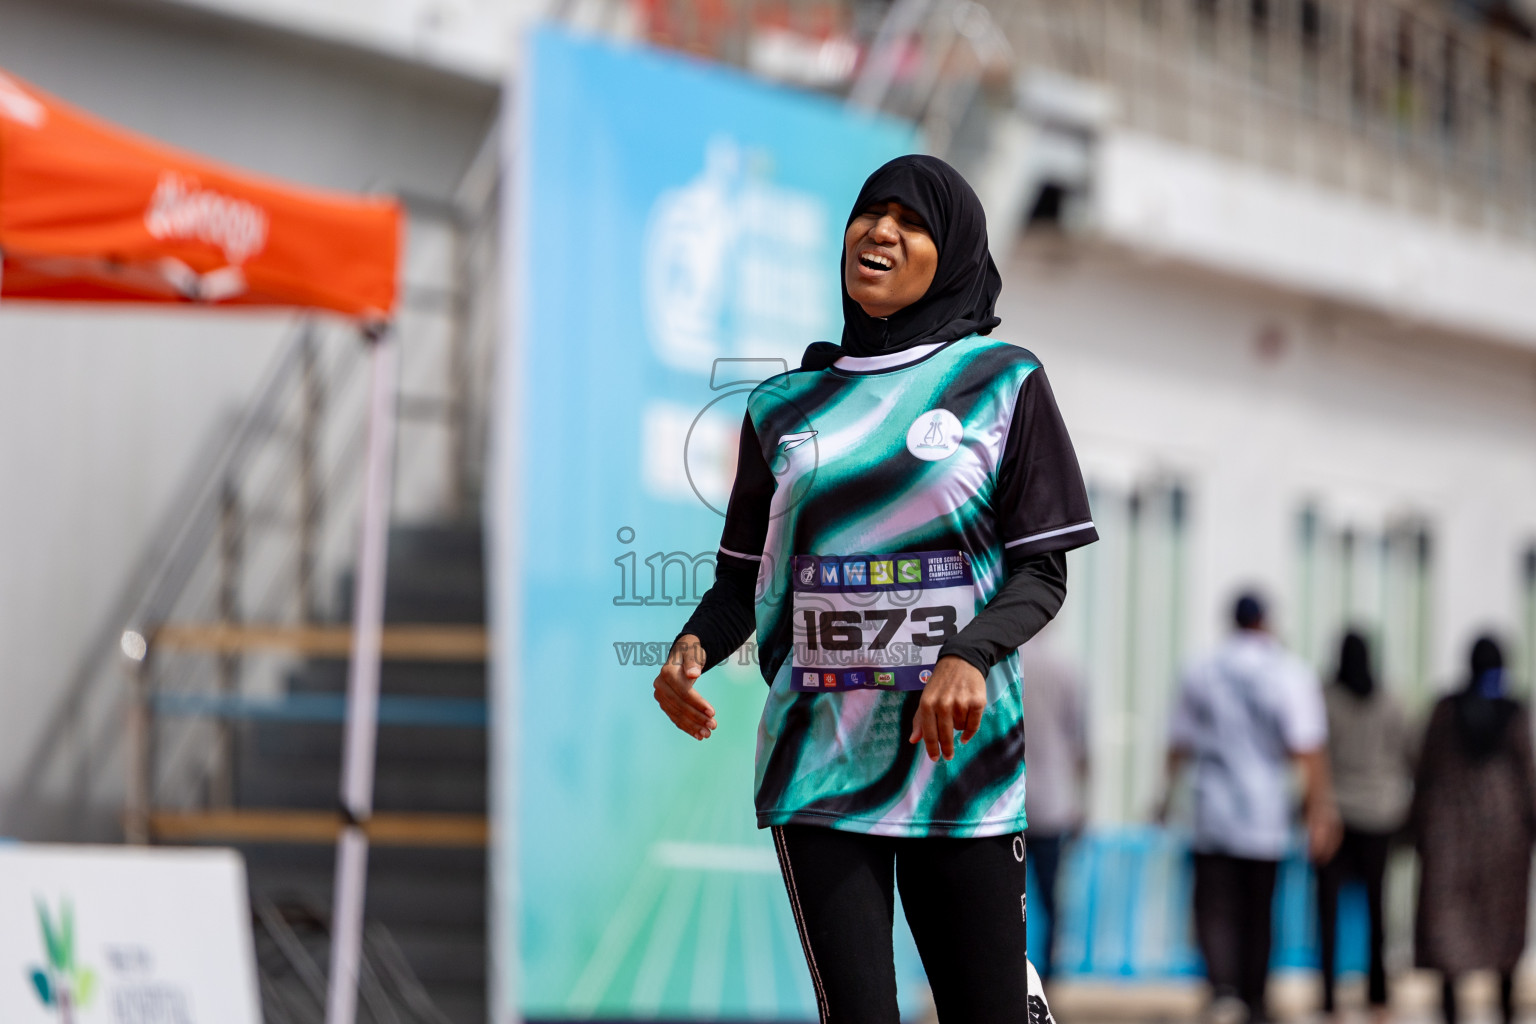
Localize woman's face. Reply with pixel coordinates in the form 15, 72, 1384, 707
843, 200, 938, 319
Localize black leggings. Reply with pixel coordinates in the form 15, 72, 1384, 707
1315, 827, 1392, 1011
771, 824, 1046, 1024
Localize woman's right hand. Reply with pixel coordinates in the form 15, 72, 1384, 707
654, 634, 718, 740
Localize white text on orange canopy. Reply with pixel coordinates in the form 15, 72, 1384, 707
144, 172, 270, 266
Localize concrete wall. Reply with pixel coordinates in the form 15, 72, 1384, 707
1096, 131, 1536, 354
149, 0, 544, 81
1001, 238, 1536, 823
0, 0, 496, 835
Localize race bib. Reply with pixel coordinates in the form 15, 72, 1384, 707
790, 550, 975, 691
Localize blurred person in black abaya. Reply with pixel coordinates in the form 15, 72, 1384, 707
1315, 631, 1415, 1021
1412, 635, 1536, 1024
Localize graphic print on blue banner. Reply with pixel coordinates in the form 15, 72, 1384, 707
790, 550, 975, 690
504, 24, 920, 1022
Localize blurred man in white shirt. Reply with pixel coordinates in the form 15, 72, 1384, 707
1161, 593, 1339, 1024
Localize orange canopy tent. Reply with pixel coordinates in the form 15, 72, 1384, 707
0, 67, 403, 1024
0, 68, 400, 317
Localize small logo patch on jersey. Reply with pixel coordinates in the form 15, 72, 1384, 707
905, 408, 963, 461
777, 430, 817, 452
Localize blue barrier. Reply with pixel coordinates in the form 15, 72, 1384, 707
1030, 828, 1370, 979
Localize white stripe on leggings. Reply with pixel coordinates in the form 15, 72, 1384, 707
771, 826, 829, 1022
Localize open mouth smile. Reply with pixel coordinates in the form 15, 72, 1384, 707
856, 249, 895, 276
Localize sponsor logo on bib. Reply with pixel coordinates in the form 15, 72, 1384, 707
798, 560, 818, 586
906, 408, 963, 461
897, 559, 922, 584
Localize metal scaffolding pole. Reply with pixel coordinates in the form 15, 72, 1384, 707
326, 326, 399, 1024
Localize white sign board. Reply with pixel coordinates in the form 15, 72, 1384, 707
0, 843, 261, 1024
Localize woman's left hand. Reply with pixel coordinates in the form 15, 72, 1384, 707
908, 655, 987, 762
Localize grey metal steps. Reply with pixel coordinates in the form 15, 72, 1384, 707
236, 764, 486, 814
244, 847, 486, 931
241, 719, 487, 765
284, 660, 488, 699
335, 523, 487, 625
233, 521, 489, 1024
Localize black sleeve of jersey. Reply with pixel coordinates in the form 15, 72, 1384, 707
677, 560, 756, 673
677, 412, 773, 671
994, 367, 1098, 557
938, 549, 1066, 678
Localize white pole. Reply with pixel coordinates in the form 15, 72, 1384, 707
326, 326, 399, 1024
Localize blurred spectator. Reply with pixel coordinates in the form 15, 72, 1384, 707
1316, 630, 1415, 1020
1021, 623, 1088, 985
1412, 635, 1536, 1024
1161, 593, 1339, 1024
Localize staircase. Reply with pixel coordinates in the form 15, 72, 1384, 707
245, 522, 489, 1023
148, 521, 490, 1023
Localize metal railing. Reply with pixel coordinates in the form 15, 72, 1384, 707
562, 0, 1536, 240
1, 329, 327, 840
254, 896, 454, 1024
999, 0, 1536, 240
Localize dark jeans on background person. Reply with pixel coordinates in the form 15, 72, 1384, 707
1193, 852, 1279, 1023
1315, 827, 1392, 1012
1025, 830, 1065, 982
771, 824, 1031, 1024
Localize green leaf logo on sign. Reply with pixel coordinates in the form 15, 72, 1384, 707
28, 897, 96, 1021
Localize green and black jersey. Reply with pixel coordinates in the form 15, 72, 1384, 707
703, 335, 1096, 837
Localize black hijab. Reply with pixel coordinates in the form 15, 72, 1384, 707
1335, 630, 1375, 699
805, 155, 1002, 369
1453, 634, 1516, 760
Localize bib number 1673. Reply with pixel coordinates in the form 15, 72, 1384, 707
799, 606, 958, 651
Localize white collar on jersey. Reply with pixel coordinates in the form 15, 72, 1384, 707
832, 341, 946, 373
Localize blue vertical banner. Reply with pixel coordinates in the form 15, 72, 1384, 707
495, 25, 917, 1019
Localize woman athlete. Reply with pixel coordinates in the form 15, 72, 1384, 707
652, 154, 1097, 1022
